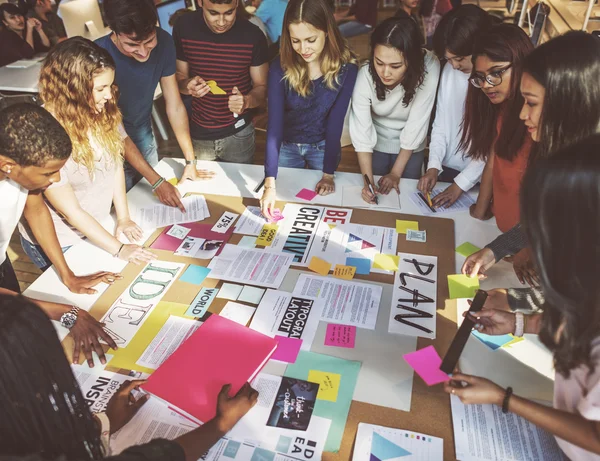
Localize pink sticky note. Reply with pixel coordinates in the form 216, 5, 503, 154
324, 324, 356, 349
266, 208, 284, 224
296, 188, 318, 201
271, 335, 303, 363
403, 345, 450, 386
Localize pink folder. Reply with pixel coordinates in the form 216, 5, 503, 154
150, 223, 234, 256
143, 315, 278, 423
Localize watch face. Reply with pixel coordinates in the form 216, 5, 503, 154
61, 312, 77, 329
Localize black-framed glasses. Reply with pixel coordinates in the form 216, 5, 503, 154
469, 64, 513, 88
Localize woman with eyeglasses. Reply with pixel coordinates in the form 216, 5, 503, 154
459, 24, 533, 232
350, 12, 439, 204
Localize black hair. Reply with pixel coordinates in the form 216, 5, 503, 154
369, 13, 425, 106
200, 0, 235, 5
102, 0, 158, 41
520, 134, 600, 377
0, 3, 24, 23
432, 5, 492, 59
0, 103, 72, 167
523, 31, 600, 164
0, 295, 105, 459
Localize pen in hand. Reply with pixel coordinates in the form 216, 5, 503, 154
364, 174, 379, 205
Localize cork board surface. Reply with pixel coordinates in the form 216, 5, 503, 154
65, 193, 457, 460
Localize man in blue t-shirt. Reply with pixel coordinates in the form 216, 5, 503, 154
97, 0, 214, 210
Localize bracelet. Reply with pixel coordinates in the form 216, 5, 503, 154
114, 243, 124, 258
514, 312, 525, 337
185, 159, 197, 166
264, 186, 275, 190
502, 386, 513, 413
151, 177, 165, 191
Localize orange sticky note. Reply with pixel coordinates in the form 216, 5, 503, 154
308, 256, 331, 276
333, 265, 356, 280
373, 253, 399, 271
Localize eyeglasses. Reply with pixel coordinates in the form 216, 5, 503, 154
469, 64, 512, 89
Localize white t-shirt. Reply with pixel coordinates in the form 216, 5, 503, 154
0, 178, 28, 265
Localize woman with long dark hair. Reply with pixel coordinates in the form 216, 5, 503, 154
0, 295, 258, 460
447, 134, 600, 460
460, 24, 533, 231
462, 32, 600, 295
350, 12, 439, 204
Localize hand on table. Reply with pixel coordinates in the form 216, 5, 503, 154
119, 245, 156, 265
260, 187, 276, 216
115, 218, 143, 243
188, 77, 210, 98
465, 307, 516, 336
461, 247, 496, 279
513, 248, 539, 287
155, 180, 185, 212
106, 380, 149, 434
315, 174, 335, 196
179, 164, 216, 183
377, 173, 400, 195
432, 183, 464, 209
361, 184, 378, 204
444, 372, 505, 406
417, 168, 438, 195
215, 383, 259, 433
71, 309, 118, 367
228, 87, 247, 116
63, 271, 123, 295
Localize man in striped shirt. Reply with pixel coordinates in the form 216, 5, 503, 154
174, 0, 269, 163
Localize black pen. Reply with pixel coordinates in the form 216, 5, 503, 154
363, 174, 378, 205
254, 178, 265, 193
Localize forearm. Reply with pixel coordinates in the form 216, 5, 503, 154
245, 85, 267, 110
166, 103, 195, 161
390, 149, 413, 177
112, 167, 131, 221
474, 158, 494, 212
174, 417, 228, 461
63, 210, 121, 256
38, 29, 50, 48
0, 288, 69, 321
523, 313, 543, 334
124, 137, 161, 186
357, 151, 374, 181
486, 224, 527, 261
25, 29, 35, 48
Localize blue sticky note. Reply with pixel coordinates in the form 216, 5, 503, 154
346, 257, 371, 275
185, 287, 219, 318
180, 265, 211, 285
472, 330, 513, 351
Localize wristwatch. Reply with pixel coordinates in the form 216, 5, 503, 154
185, 159, 197, 166
60, 306, 80, 329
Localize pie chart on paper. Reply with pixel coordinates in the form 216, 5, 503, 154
370, 432, 412, 461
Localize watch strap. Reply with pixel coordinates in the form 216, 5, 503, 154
514, 312, 525, 337
185, 159, 197, 165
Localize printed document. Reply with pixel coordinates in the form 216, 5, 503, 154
133, 195, 209, 229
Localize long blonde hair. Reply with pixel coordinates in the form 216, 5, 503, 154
280, 0, 357, 98
39, 37, 124, 176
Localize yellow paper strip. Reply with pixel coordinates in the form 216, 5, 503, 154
255, 223, 278, 246
396, 220, 419, 234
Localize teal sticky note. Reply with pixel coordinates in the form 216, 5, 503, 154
346, 257, 371, 275
180, 265, 211, 285
185, 287, 219, 318
285, 351, 361, 453
472, 330, 513, 351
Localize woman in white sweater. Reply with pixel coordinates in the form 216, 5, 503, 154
350, 12, 439, 204
417, 5, 492, 208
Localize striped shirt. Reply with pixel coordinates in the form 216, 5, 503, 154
173, 10, 268, 140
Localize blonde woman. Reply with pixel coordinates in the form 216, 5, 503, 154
19, 37, 155, 269
260, 0, 358, 215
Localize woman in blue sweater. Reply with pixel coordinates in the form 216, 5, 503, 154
260, 0, 358, 215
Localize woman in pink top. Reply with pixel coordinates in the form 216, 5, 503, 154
19, 37, 155, 269
447, 135, 600, 459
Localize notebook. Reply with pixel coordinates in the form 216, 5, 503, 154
143, 314, 278, 423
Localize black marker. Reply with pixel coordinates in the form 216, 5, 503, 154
418, 192, 437, 213
254, 178, 265, 193
363, 174, 378, 205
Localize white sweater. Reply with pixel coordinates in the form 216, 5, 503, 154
349, 50, 440, 155
427, 64, 485, 192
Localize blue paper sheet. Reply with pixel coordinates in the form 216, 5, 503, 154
180, 265, 211, 285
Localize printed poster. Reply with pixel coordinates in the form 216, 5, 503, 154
266, 377, 319, 431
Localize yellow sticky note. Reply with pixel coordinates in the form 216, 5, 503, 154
328, 224, 337, 230
308, 256, 332, 276
502, 335, 525, 348
153, 177, 178, 196
307, 370, 341, 402
333, 265, 356, 280
373, 253, 399, 271
206, 80, 226, 95
255, 223, 278, 246
396, 220, 419, 234
447, 274, 479, 299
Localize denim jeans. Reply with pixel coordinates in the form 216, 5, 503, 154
338, 21, 372, 38
193, 123, 255, 164
278, 140, 334, 171
372, 149, 425, 179
124, 123, 159, 191
20, 236, 71, 271
0, 254, 20, 293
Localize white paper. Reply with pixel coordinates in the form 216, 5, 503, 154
249, 290, 325, 350
238, 285, 265, 305
212, 211, 239, 234
353, 423, 444, 460
166, 224, 191, 239
72, 368, 131, 413
219, 301, 256, 326
234, 206, 268, 235
293, 274, 382, 330
388, 253, 438, 339
174, 236, 204, 256
410, 187, 475, 216
237, 235, 257, 248
270, 204, 353, 266
6, 59, 40, 68
100, 261, 185, 347
451, 395, 567, 461
342, 185, 401, 210
110, 395, 198, 455
135, 315, 200, 370
208, 244, 294, 289
216, 283, 244, 300
134, 195, 209, 229
204, 373, 331, 461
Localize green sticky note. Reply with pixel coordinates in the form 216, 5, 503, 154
285, 351, 361, 453
456, 242, 481, 258
447, 274, 480, 299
